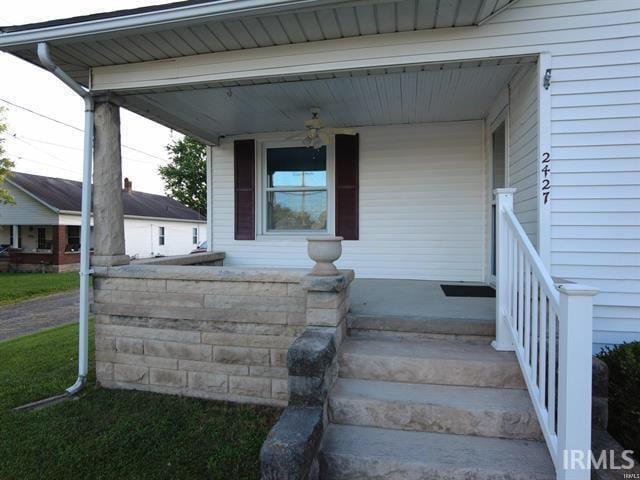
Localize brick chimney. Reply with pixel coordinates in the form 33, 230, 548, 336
124, 177, 133, 193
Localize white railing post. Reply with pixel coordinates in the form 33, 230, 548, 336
492, 188, 517, 351
557, 283, 599, 480
11, 225, 19, 248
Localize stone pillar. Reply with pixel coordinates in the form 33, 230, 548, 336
260, 270, 354, 479
92, 101, 128, 267
301, 270, 354, 348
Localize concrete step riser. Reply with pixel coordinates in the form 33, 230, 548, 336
348, 328, 493, 345
339, 352, 525, 389
347, 314, 495, 338
319, 452, 554, 480
328, 395, 543, 441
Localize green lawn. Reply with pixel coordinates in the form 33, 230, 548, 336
0, 322, 281, 479
0, 272, 80, 305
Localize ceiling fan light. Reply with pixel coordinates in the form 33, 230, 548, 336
312, 137, 323, 149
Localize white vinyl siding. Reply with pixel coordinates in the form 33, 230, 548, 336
56, 214, 207, 259
123, 219, 206, 259
485, 63, 540, 249
0, 183, 57, 225
508, 63, 539, 248
211, 121, 485, 281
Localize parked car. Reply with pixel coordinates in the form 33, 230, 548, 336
190, 241, 207, 254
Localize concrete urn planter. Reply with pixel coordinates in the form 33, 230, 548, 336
306, 236, 343, 276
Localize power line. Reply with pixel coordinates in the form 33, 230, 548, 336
9, 132, 167, 166
5, 152, 80, 176
1, 97, 82, 131
0, 97, 169, 162
10, 133, 71, 165
10, 134, 82, 151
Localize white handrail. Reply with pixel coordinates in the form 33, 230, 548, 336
503, 209, 559, 310
493, 188, 598, 480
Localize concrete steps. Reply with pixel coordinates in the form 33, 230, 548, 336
318, 332, 552, 479
319, 424, 555, 480
329, 377, 543, 440
339, 337, 525, 388
347, 313, 495, 343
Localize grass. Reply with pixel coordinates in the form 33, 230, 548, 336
0, 322, 281, 479
0, 272, 80, 305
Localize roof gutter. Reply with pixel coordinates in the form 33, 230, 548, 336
0, 0, 351, 48
37, 42, 93, 396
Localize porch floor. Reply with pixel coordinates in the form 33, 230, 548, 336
349, 279, 495, 322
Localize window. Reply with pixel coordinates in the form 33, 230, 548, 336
264, 146, 328, 232
67, 226, 81, 252
37, 227, 48, 250
9, 227, 13, 247
158, 226, 165, 246
192, 227, 198, 245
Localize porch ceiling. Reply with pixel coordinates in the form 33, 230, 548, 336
1, 0, 521, 87
119, 56, 536, 144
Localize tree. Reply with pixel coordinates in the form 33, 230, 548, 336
0, 107, 15, 205
158, 136, 206, 216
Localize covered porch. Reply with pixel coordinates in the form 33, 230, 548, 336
111, 54, 543, 284
349, 278, 495, 332
80, 50, 544, 411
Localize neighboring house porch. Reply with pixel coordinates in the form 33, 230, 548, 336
0, 224, 81, 272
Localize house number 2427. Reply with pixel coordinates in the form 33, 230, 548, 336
541, 152, 551, 204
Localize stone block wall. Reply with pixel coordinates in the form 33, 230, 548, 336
260, 273, 354, 479
92, 265, 315, 406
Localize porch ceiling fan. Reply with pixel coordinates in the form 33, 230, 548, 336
291, 108, 356, 148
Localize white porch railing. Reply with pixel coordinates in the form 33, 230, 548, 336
493, 188, 598, 480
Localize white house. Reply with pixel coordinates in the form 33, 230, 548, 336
0, 172, 206, 270
1, 1, 638, 478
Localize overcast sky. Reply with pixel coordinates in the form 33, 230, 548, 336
0, 1, 179, 194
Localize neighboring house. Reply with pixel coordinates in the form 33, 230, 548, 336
0, 172, 206, 271
1, 1, 638, 478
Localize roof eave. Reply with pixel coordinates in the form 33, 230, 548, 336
0, 0, 348, 49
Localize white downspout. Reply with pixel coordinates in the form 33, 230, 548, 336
37, 42, 93, 395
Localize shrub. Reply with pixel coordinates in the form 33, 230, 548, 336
597, 341, 640, 457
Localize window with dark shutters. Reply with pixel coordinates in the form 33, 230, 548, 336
234, 139, 256, 240
334, 134, 359, 240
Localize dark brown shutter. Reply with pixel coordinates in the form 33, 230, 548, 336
234, 139, 256, 240
335, 134, 359, 240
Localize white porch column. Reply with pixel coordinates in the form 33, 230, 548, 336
206, 145, 214, 251
492, 187, 516, 351
92, 101, 129, 267
557, 283, 598, 480
11, 225, 19, 248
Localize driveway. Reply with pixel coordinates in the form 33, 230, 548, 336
0, 291, 80, 341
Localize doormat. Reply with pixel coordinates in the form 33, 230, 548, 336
441, 284, 496, 298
